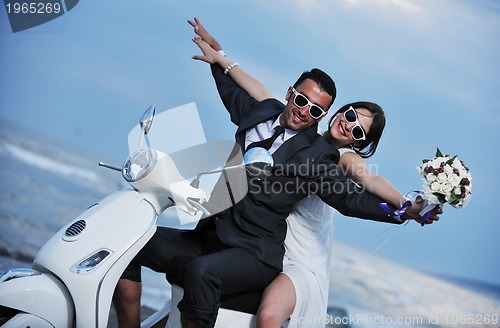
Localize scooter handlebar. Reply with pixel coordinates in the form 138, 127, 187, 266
185, 198, 223, 218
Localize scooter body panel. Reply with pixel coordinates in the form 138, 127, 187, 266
32, 189, 157, 328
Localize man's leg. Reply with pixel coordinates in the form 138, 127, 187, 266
113, 279, 142, 328
181, 315, 202, 328
113, 227, 204, 327
178, 248, 279, 328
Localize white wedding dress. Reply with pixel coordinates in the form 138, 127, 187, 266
282, 147, 353, 328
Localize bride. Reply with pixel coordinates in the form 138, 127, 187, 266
189, 17, 440, 328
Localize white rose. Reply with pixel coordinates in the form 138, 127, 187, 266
452, 158, 462, 169
430, 159, 442, 168
437, 173, 448, 183
444, 165, 453, 174
449, 174, 462, 187
454, 187, 462, 195
426, 173, 436, 182
440, 183, 453, 195
431, 182, 441, 191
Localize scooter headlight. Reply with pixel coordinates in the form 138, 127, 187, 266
122, 148, 157, 182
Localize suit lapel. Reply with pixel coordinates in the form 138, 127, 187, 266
272, 124, 319, 164
235, 99, 283, 149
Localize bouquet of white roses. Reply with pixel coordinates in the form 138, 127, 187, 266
416, 148, 472, 225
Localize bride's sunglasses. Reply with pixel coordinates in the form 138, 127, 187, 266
291, 88, 327, 120
343, 107, 366, 141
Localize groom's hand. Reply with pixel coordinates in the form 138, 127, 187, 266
403, 196, 443, 225
188, 17, 222, 51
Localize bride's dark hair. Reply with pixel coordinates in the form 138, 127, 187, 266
324, 101, 386, 159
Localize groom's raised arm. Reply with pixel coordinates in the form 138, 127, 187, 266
210, 64, 258, 126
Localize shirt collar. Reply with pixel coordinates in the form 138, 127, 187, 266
272, 114, 300, 141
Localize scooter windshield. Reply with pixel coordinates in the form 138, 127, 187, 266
127, 103, 247, 225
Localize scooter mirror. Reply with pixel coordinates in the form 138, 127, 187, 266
243, 147, 274, 180
140, 105, 156, 135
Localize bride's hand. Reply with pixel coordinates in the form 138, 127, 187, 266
191, 37, 224, 64
403, 197, 443, 225
188, 17, 222, 51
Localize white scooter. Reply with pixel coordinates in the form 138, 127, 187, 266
0, 103, 274, 328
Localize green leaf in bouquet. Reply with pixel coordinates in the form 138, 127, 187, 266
435, 193, 447, 204
449, 193, 459, 202
436, 148, 444, 157
422, 159, 430, 164
446, 155, 458, 166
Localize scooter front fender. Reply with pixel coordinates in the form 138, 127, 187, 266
0, 269, 73, 327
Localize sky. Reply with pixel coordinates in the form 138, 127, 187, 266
1, 0, 499, 287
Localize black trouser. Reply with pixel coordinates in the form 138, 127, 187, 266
122, 222, 279, 327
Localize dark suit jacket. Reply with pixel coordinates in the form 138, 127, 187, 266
198, 64, 403, 270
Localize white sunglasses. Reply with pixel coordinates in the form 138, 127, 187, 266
343, 107, 366, 141
291, 88, 328, 119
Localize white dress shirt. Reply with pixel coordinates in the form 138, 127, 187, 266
244, 115, 299, 154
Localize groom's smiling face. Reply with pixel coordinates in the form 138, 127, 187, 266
280, 78, 331, 131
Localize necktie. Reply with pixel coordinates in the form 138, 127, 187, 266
247, 126, 285, 151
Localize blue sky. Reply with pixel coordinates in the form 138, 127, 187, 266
1, 0, 499, 287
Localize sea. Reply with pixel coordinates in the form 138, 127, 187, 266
1, 120, 499, 327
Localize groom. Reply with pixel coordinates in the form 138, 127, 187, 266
113, 24, 440, 328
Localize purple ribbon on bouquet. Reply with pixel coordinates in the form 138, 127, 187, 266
380, 191, 437, 226
419, 207, 435, 226
410, 190, 439, 226
379, 200, 412, 219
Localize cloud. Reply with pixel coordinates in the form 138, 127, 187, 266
288, 0, 424, 19
344, 0, 423, 13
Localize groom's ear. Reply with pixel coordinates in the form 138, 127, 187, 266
285, 86, 293, 102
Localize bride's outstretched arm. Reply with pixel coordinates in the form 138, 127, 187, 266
189, 17, 274, 101
339, 152, 442, 224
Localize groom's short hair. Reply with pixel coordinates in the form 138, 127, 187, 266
293, 68, 337, 109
